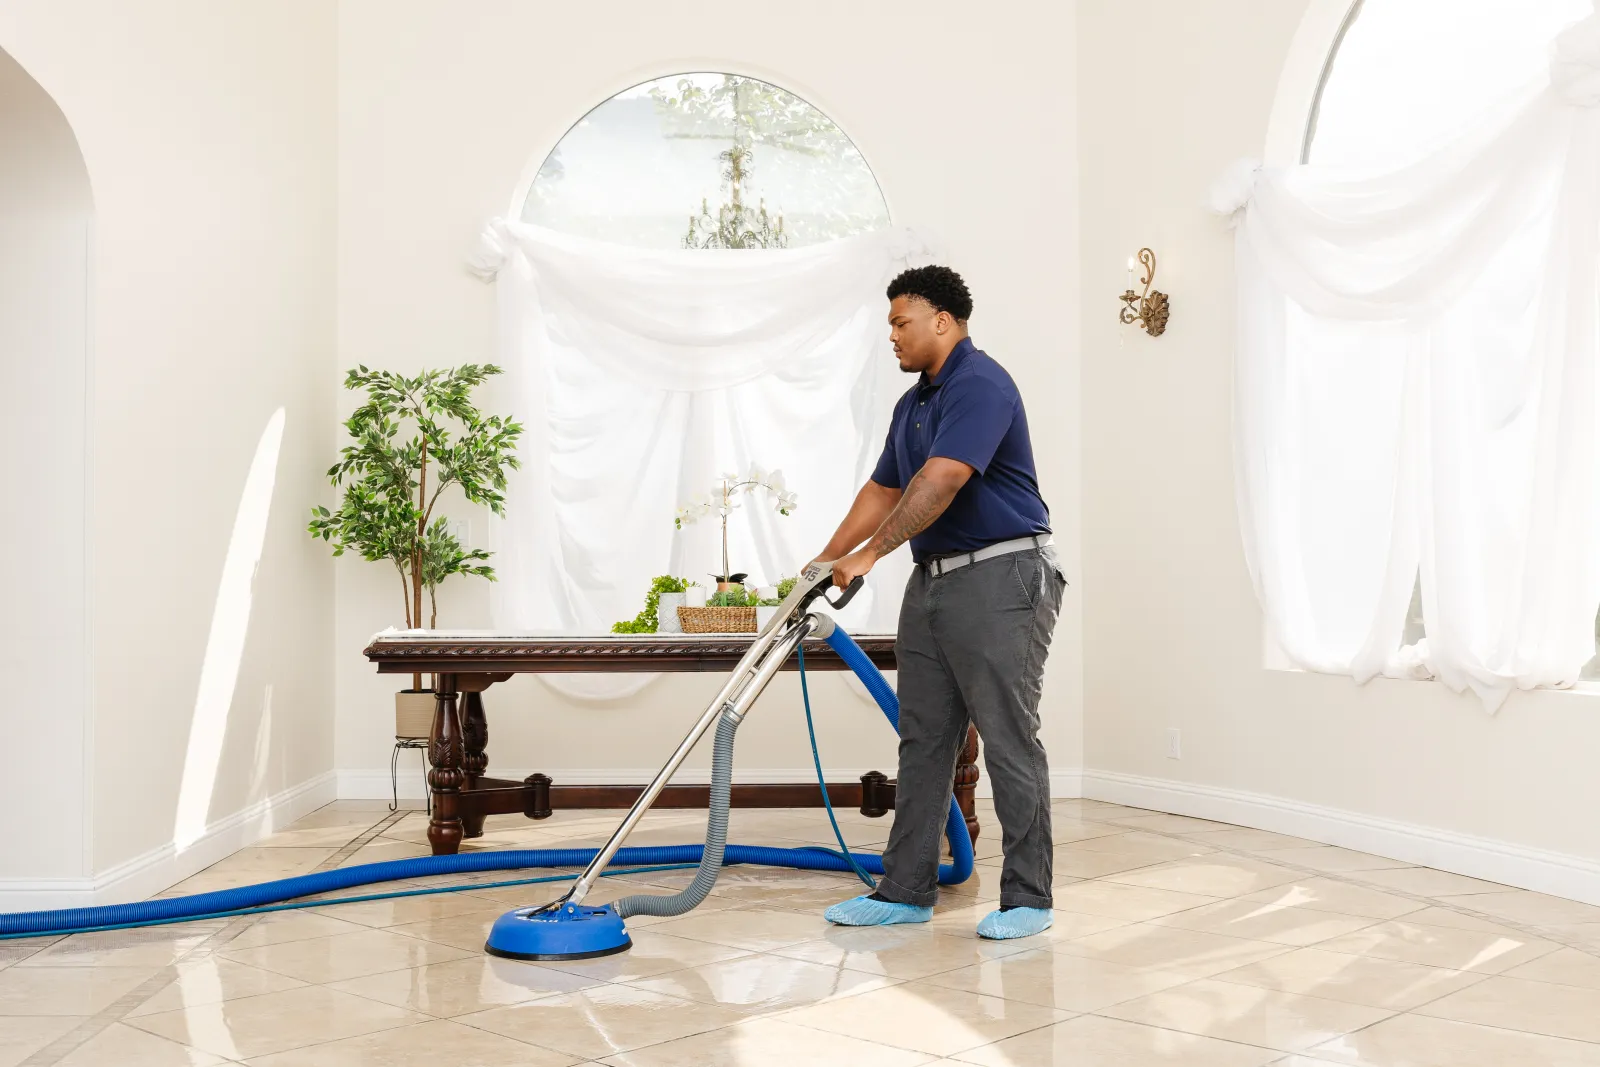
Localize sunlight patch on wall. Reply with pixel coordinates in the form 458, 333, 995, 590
173, 408, 287, 853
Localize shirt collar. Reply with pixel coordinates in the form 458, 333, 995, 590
921, 337, 975, 390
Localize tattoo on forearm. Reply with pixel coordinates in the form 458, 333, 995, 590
867, 470, 954, 559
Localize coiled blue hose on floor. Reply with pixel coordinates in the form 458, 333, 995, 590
0, 626, 971, 939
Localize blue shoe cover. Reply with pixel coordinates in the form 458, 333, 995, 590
976, 907, 1053, 940
824, 895, 933, 927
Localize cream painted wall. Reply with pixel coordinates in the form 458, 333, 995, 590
1077, 0, 1600, 872
335, 0, 1083, 794
1, 0, 1590, 906
0, 2, 338, 883
0, 47, 91, 883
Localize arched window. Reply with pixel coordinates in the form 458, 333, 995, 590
1312, 0, 1595, 652
1307, 0, 1591, 167
1305, 1, 1594, 648
522, 73, 890, 249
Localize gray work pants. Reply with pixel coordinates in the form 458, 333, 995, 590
875, 543, 1064, 910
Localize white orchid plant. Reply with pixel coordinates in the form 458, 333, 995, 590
675, 464, 798, 586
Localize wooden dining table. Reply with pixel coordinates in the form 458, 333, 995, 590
362, 630, 983, 856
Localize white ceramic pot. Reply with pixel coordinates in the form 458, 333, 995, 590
657, 592, 685, 632
395, 689, 435, 740
684, 584, 707, 607
755, 605, 779, 631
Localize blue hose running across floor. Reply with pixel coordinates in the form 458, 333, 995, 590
0, 626, 971, 939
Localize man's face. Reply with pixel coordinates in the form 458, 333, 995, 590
888, 295, 950, 374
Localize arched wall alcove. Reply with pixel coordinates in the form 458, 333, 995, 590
0, 44, 93, 886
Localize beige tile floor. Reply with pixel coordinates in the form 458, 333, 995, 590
5, 798, 1600, 1065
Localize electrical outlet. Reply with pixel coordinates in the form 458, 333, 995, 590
1165, 728, 1182, 760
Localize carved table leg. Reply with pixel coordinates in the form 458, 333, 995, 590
460, 691, 488, 839
954, 723, 981, 844
427, 674, 464, 855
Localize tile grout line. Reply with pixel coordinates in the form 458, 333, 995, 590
20, 803, 1598, 1065
390, 808, 1599, 1060
19, 808, 403, 1067
310, 808, 412, 873
622, 807, 1594, 1065
1059, 813, 1600, 1062
1114, 817, 1599, 957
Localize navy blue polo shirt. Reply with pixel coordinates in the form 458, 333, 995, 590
870, 338, 1051, 562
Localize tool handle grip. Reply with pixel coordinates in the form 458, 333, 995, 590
819, 575, 864, 611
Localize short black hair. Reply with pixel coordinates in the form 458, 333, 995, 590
886, 265, 973, 322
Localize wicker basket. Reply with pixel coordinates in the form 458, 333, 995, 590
678, 605, 757, 633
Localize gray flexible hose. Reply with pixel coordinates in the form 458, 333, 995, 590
613, 710, 738, 919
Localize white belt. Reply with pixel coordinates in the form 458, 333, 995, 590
925, 534, 1053, 578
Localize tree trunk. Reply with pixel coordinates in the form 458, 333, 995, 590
415, 432, 428, 635
400, 564, 419, 691
399, 565, 412, 628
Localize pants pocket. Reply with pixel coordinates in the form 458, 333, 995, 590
1012, 554, 1045, 610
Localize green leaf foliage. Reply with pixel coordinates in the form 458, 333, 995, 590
611, 575, 696, 634
306, 364, 522, 628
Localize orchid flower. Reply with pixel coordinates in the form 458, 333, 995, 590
674, 464, 798, 578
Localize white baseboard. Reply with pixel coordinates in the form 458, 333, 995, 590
0, 771, 338, 912
340, 767, 1088, 802
1050, 769, 1084, 799
1084, 769, 1600, 908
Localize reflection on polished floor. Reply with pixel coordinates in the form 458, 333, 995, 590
5, 798, 1600, 1065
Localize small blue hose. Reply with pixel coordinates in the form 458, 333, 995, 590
0, 625, 971, 940
822, 625, 973, 883
798, 644, 879, 890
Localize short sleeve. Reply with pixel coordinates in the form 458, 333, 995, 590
928, 377, 1014, 475
870, 424, 900, 488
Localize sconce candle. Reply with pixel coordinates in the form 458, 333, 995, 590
1119, 247, 1170, 338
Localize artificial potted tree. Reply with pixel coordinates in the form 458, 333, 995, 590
309, 364, 522, 729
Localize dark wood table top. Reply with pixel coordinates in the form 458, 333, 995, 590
363, 629, 898, 674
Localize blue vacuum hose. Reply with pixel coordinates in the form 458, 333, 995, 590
0, 627, 971, 939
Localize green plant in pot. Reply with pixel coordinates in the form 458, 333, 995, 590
309, 363, 522, 723
613, 575, 698, 633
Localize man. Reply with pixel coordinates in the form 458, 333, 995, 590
814, 264, 1064, 940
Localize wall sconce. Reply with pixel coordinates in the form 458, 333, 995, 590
1120, 248, 1170, 337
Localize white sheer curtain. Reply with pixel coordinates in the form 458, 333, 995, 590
1212, 12, 1600, 710
469, 219, 933, 698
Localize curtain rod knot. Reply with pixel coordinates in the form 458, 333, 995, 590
1552, 14, 1600, 107
467, 218, 509, 280
1206, 157, 1263, 225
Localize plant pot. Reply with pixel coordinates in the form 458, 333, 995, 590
657, 592, 685, 633
755, 605, 779, 631
395, 689, 435, 740
678, 605, 757, 633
